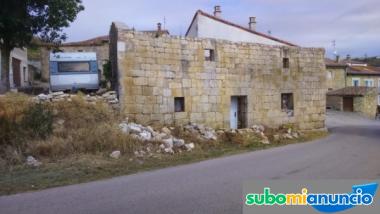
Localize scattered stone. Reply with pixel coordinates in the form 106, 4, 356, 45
292, 132, 299, 138
128, 123, 143, 134
56, 119, 65, 126
173, 138, 185, 147
164, 147, 174, 154
273, 134, 280, 141
261, 136, 270, 144
252, 124, 265, 133
184, 143, 195, 151
162, 138, 174, 148
110, 151, 121, 159
161, 127, 171, 135
146, 126, 155, 135
119, 123, 130, 134
37, 93, 50, 101
159, 144, 166, 150
216, 130, 225, 135
52, 91, 64, 96
34, 90, 119, 106
284, 133, 293, 139
139, 130, 152, 141
26, 156, 41, 167
183, 122, 218, 141
134, 151, 144, 158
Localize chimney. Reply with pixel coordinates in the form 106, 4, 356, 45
249, 17, 257, 31
346, 54, 351, 62
214, 6, 221, 18
335, 55, 340, 63
157, 22, 162, 32
155, 23, 162, 38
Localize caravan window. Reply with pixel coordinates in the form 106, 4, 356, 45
58, 62, 90, 73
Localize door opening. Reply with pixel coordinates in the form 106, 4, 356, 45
12, 58, 21, 87
230, 96, 247, 129
343, 97, 354, 112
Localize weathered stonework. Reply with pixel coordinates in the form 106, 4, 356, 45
353, 90, 378, 118
110, 22, 327, 130
326, 67, 346, 91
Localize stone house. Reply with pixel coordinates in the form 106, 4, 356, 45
0, 48, 29, 90
186, 6, 296, 46
325, 58, 347, 91
325, 57, 380, 117
327, 87, 378, 118
110, 22, 326, 130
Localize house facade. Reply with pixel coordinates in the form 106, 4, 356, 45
0, 48, 29, 90
325, 58, 380, 118
186, 6, 296, 46
110, 22, 326, 130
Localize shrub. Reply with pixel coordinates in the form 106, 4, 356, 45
21, 103, 53, 139
0, 93, 31, 147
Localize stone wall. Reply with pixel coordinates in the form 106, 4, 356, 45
326, 95, 342, 110
110, 23, 327, 130
346, 75, 380, 88
353, 90, 378, 119
326, 67, 346, 91
39, 44, 109, 82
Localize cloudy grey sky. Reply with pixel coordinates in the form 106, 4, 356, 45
63, 0, 380, 58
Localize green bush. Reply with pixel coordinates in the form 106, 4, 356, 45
102, 60, 111, 82
21, 103, 53, 139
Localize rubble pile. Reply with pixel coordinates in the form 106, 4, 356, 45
26, 156, 42, 167
118, 120, 195, 156
223, 124, 301, 145
281, 128, 301, 140
33, 90, 119, 107
183, 123, 218, 141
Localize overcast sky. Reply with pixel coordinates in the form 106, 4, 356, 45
63, 0, 380, 58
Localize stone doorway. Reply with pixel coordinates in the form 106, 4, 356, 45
343, 97, 354, 112
12, 58, 21, 87
230, 96, 247, 129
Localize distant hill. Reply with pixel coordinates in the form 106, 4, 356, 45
352, 57, 380, 67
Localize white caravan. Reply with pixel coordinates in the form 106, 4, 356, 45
49, 52, 99, 91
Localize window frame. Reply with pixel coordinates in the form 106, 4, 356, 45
281, 93, 294, 117
283, 58, 290, 69
327, 71, 333, 79
352, 78, 360, 87
204, 49, 215, 61
57, 61, 91, 73
174, 97, 185, 112
364, 79, 374, 87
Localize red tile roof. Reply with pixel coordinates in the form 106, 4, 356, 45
62, 35, 109, 46
327, 86, 376, 96
325, 58, 347, 67
348, 66, 380, 75
185, 10, 297, 47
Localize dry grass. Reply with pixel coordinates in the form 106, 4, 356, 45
0, 93, 140, 169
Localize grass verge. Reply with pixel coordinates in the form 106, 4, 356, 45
0, 130, 328, 195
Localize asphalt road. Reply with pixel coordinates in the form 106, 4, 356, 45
1, 111, 380, 214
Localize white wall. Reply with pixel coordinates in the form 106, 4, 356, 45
188, 14, 288, 46
9, 48, 29, 88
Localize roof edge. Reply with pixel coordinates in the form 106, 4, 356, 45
186, 10, 298, 47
